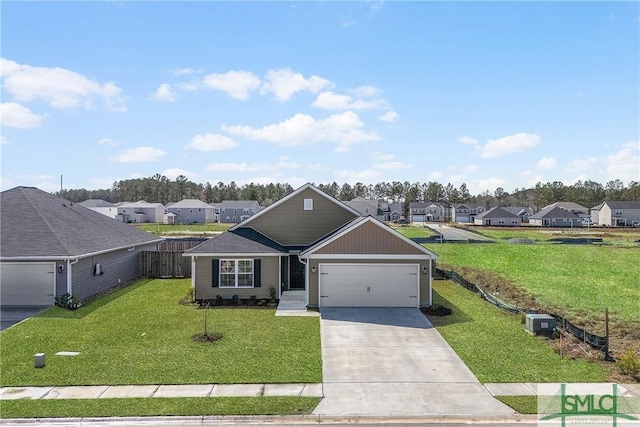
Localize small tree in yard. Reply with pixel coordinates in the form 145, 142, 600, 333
193, 302, 222, 342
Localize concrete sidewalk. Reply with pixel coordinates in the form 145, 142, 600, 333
0, 383, 323, 400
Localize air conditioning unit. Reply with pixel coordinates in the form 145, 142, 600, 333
525, 314, 556, 334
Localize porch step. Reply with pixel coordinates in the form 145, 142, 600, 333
275, 291, 319, 317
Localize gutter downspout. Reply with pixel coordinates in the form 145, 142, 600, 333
297, 254, 309, 307
67, 258, 79, 295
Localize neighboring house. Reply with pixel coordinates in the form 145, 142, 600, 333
184, 183, 438, 308
166, 199, 218, 224
541, 201, 589, 215
474, 207, 522, 226
0, 187, 162, 307
591, 201, 640, 227
78, 199, 118, 219
451, 203, 486, 223
346, 197, 385, 221
409, 201, 444, 223
219, 200, 262, 223
209, 203, 222, 222
529, 206, 582, 227
388, 202, 403, 222
502, 207, 534, 223
117, 201, 165, 223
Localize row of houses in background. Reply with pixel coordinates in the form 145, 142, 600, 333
79, 199, 263, 224
401, 200, 640, 227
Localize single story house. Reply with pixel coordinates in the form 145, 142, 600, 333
591, 201, 640, 227
502, 207, 534, 223
184, 183, 437, 308
219, 200, 262, 223
474, 207, 521, 226
0, 187, 163, 306
166, 199, 218, 224
78, 199, 118, 219
117, 201, 165, 223
529, 206, 582, 227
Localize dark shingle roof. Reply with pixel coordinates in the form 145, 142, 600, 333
78, 199, 116, 208
185, 227, 287, 255
475, 207, 519, 219
602, 201, 640, 209
530, 206, 580, 220
1, 187, 162, 258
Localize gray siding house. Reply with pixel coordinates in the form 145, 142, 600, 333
409, 202, 445, 223
166, 199, 217, 224
346, 197, 385, 221
591, 201, 640, 227
117, 201, 165, 223
219, 200, 262, 223
474, 207, 521, 226
184, 184, 437, 308
452, 203, 485, 223
79, 199, 118, 219
529, 206, 582, 227
1, 187, 162, 306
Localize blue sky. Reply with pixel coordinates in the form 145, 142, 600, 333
1, 1, 638, 195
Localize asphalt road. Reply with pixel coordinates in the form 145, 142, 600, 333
421, 223, 493, 242
0, 306, 49, 330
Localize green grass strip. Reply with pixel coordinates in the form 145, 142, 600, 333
0, 397, 321, 418
495, 395, 538, 414
428, 281, 607, 383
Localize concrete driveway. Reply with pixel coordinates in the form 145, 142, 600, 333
0, 306, 49, 331
423, 223, 493, 242
313, 307, 513, 416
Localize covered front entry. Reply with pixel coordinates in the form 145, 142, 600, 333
319, 263, 419, 307
281, 255, 306, 291
0, 262, 56, 306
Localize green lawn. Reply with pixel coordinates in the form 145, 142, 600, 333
0, 397, 321, 419
421, 235, 640, 323
427, 280, 608, 383
0, 279, 322, 386
135, 223, 233, 235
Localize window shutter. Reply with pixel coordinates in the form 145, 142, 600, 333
212, 259, 219, 287
254, 259, 261, 288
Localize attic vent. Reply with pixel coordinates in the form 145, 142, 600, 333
304, 198, 313, 211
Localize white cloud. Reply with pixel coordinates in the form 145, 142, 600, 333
202, 70, 261, 100
604, 140, 640, 182
351, 86, 380, 97
378, 111, 399, 122
312, 91, 385, 110
185, 133, 238, 151
469, 177, 508, 194
108, 146, 167, 163
206, 161, 300, 174
459, 136, 479, 145
479, 133, 541, 158
161, 168, 198, 181
97, 137, 117, 146
427, 171, 444, 180
566, 156, 598, 172
151, 83, 175, 102
170, 68, 197, 76
0, 102, 46, 128
371, 152, 395, 162
176, 82, 199, 92
334, 169, 382, 183
0, 58, 126, 111
536, 157, 557, 170
373, 161, 412, 170
261, 68, 332, 101
222, 111, 380, 152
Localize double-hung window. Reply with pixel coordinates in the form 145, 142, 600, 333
219, 259, 253, 288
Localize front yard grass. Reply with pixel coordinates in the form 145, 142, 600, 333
0, 278, 322, 387
427, 280, 608, 383
0, 397, 321, 418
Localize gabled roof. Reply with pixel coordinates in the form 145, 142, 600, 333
542, 201, 587, 212
220, 200, 261, 209
79, 199, 116, 208
502, 206, 533, 216
530, 206, 581, 220
230, 183, 360, 231
184, 227, 286, 255
300, 216, 437, 259
118, 200, 164, 208
409, 201, 443, 209
601, 200, 640, 210
168, 199, 213, 209
475, 207, 519, 219
1, 187, 162, 259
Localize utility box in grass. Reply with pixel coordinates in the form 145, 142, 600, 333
525, 313, 556, 334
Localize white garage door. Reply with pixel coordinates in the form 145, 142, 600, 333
319, 263, 419, 307
1, 262, 56, 306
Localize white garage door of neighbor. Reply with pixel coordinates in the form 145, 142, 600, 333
319, 263, 419, 307
1, 262, 56, 306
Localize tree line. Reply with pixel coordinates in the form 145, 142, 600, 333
56, 174, 640, 212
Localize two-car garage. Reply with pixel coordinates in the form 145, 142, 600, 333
318, 263, 420, 308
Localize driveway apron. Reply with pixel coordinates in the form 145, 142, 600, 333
313, 307, 513, 416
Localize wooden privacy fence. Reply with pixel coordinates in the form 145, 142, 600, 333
141, 251, 191, 278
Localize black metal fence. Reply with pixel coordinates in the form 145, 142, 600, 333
434, 267, 609, 355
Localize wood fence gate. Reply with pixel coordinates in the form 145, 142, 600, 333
141, 251, 191, 278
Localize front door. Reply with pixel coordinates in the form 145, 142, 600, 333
289, 255, 305, 290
